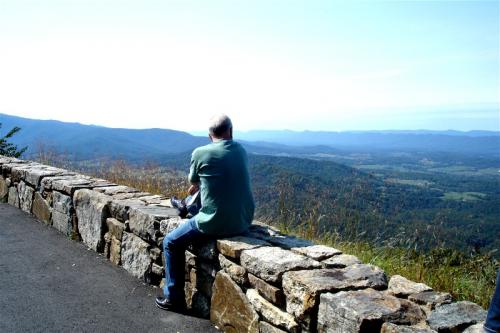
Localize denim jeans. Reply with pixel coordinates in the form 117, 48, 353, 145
485, 269, 500, 333
162, 217, 203, 305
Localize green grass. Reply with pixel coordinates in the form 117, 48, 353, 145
442, 191, 487, 202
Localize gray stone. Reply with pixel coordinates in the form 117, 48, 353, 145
108, 199, 145, 222
1, 161, 28, 177
73, 189, 112, 252
462, 323, 486, 333
18, 181, 34, 213
291, 244, 342, 261
219, 254, 248, 285
217, 236, 270, 259
8, 186, 19, 207
210, 271, 259, 333
110, 192, 151, 201
151, 263, 163, 276
259, 322, 288, 333
185, 250, 197, 267
317, 289, 425, 333
159, 217, 185, 235
52, 191, 72, 214
408, 291, 453, 310
240, 246, 321, 284
120, 232, 151, 280
52, 210, 73, 236
32, 192, 51, 224
137, 195, 165, 205
283, 264, 388, 326
106, 218, 124, 240
247, 274, 284, 306
389, 275, 433, 298
322, 254, 362, 268
381, 322, 438, 333
93, 185, 139, 196
128, 205, 178, 241
246, 289, 299, 333
0, 176, 9, 202
10, 163, 41, 183
41, 175, 93, 195
23, 166, 67, 187
265, 235, 314, 249
427, 301, 487, 333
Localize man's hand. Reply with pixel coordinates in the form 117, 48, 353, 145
188, 184, 199, 195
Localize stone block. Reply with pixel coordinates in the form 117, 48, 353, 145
247, 273, 284, 306
23, 166, 67, 187
427, 301, 487, 333
8, 186, 19, 208
128, 205, 178, 241
93, 185, 139, 196
408, 291, 453, 311
246, 289, 299, 333
74, 189, 112, 252
322, 254, 362, 268
10, 163, 41, 183
210, 271, 259, 333
106, 218, 124, 240
159, 217, 185, 235
265, 234, 314, 249
108, 199, 145, 222
109, 236, 122, 265
52, 210, 72, 236
219, 254, 248, 286
0, 176, 9, 202
52, 191, 72, 214
381, 322, 438, 333
121, 232, 152, 280
317, 289, 425, 333
41, 175, 93, 195
291, 244, 342, 261
259, 322, 288, 333
217, 236, 270, 259
32, 192, 51, 224
283, 264, 388, 327
240, 246, 321, 284
389, 275, 433, 298
18, 181, 34, 213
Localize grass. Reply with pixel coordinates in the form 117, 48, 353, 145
36, 154, 498, 309
442, 191, 487, 202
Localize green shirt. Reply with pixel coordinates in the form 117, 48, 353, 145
189, 139, 255, 236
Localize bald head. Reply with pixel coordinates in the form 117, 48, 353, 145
208, 114, 233, 140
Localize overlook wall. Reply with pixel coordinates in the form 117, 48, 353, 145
0, 156, 488, 333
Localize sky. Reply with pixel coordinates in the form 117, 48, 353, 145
0, 0, 498, 132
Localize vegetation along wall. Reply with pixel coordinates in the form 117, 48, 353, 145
0, 155, 489, 333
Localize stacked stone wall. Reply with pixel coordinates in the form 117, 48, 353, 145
0, 156, 488, 333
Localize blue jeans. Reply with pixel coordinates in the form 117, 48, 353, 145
485, 269, 500, 333
162, 217, 203, 305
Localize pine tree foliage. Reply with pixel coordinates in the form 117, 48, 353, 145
0, 123, 27, 158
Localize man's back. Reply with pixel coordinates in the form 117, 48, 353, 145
189, 139, 254, 236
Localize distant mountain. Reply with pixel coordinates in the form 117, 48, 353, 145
0, 113, 209, 161
235, 130, 500, 155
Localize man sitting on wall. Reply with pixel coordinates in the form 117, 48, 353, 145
155, 114, 255, 311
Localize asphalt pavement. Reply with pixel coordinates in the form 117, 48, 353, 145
0, 202, 218, 333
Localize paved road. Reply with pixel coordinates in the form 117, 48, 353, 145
0, 203, 218, 333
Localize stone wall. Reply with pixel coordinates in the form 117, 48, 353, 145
0, 156, 488, 333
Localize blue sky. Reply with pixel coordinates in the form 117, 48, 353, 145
0, 0, 498, 131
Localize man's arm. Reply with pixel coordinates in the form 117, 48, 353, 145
188, 150, 200, 195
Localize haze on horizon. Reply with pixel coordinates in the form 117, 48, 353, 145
0, 0, 498, 132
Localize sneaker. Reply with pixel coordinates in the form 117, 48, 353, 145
155, 296, 173, 310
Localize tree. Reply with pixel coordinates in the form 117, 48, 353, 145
0, 123, 27, 158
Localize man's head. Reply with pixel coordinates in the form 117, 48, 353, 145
208, 114, 233, 141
